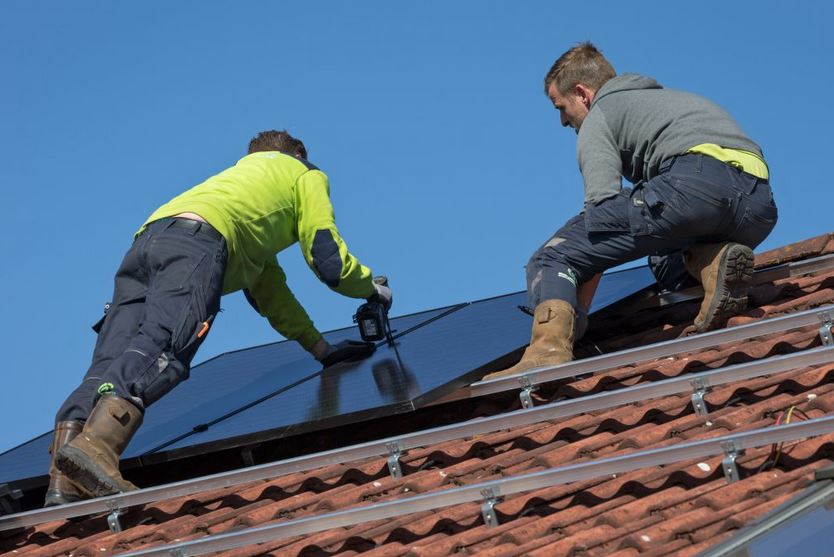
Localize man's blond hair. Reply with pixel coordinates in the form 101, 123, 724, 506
544, 42, 616, 95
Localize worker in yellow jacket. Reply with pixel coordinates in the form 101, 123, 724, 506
47, 130, 392, 505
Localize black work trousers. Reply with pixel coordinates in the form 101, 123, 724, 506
527, 154, 778, 310
56, 218, 228, 423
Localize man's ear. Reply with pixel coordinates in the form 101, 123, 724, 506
575, 84, 596, 108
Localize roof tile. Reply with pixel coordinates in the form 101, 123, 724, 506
6, 233, 834, 556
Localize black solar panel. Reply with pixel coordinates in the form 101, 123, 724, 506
588, 265, 655, 311
0, 433, 50, 485
0, 306, 458, 484
125, 305, 460, 457
0, 265, 656, 485
156, 290, 534, 455
156, 265, 656, 457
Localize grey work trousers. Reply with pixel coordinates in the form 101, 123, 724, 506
527, 154, 778, 310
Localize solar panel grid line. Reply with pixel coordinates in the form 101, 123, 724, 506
116, 415, 834, 557
5, 344, 831, 533
465, 304, 834, 400
383, 303, 468, 341
144, 366, 325, 454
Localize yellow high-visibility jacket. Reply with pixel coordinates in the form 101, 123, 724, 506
139, 151, 374, 350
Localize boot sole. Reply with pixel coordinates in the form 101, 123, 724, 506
482, 352, 573, 380
55, 445, 134, 498
697, 244, 755, 332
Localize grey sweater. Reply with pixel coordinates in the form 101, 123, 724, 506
578, 73, 762, 204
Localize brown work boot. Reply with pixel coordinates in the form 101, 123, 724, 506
684, 242, 755, 333
482, 300, 575, 380
55, 395, 143, 497
44, 421, 93, 507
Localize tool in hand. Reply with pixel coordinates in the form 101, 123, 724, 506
354, 276, 394, 344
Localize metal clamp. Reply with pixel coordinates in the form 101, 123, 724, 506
519, 375, 537, 409
386, 441, 403, 479
820, 311, 833, 346
105, 499, 123, 533
480, 487, 501, 528
690, 376, 711, 417
240, 446, 256, 467
721, 440, 741, 483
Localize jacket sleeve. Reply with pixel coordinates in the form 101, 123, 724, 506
577, 108, 623, 204
245, 258, 323, 351
295, 169, 375, 299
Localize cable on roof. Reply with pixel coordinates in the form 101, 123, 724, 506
758, 405, 812, 472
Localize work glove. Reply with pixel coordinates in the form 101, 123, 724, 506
310, 338, 376, 368
367, 281, 393, 311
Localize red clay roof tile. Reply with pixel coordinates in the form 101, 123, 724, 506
5, 232, 834, 556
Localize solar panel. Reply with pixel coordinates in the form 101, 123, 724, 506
0, 265, 655, 486
0, 306, 459, 485
126, 305, 462, 456
147, 290, 534, 456
702, 481, 834, 557
0, 433, 50, 486
587, 264, 655, 311
153, 266, 656, 457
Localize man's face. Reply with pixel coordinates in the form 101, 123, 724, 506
547, 82, 592, 133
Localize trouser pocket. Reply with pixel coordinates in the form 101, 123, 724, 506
728, 183, 778, 247
584, 191, 632, 233
139, 352, 190, 406
136, 289, 214, 406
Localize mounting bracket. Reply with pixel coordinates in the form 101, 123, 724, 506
386, 441, 403, 479
480, 486, 501, 528
690, 376, 711, 417
519, 375, 537, 409
819, 311, 833, 346
721, 440, 742, 483
105, 500, 123, 533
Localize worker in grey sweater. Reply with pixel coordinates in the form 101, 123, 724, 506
485, 42, 777, 379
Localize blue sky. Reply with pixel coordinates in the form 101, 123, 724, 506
1, 1, 831, 455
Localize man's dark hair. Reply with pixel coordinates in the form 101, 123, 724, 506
544, 41, 617, 95
247, 130, 307, 158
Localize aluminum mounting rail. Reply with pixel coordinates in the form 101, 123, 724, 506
4, 344, 832, 533
117, 415, 834, 557
450, 303, 834, 406
753, 253, 834, 284
636, 253, 834, 309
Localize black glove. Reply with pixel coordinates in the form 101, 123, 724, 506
368, 282, 393, 311
320, 339, 377, 368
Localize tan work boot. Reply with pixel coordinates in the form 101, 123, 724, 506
44, 421, 93, 507
482, 300, 575, 380
55, 395, 143, 497
684, 242, 755, 333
